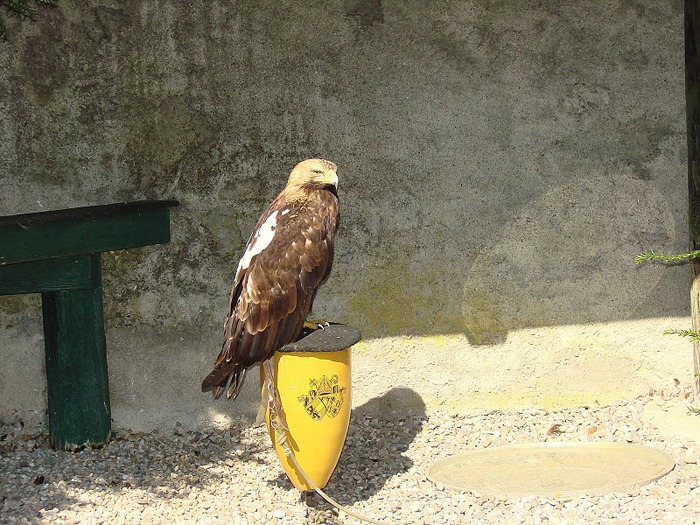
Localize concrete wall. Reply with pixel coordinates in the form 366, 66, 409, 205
0, 0, 692, 432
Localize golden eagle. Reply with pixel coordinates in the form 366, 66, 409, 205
202, 159, 340, 400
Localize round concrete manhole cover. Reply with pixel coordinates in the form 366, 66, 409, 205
427, 442, 675, 497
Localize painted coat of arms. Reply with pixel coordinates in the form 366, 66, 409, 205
297, 374, 346, 420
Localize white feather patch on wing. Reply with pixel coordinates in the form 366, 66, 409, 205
237, 211, 278, 273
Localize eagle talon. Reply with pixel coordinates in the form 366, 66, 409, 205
303, 492, 341, 524
304, 320, 330, 331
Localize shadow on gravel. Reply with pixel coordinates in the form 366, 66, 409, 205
329, 387, 426, 505
1, 389, 424, 522
0, 418, 269, 524
268, 387, 426, 502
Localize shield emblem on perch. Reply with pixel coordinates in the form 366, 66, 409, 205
297, 374, 347, 420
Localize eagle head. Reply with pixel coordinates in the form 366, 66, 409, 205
286, 158, 338, 192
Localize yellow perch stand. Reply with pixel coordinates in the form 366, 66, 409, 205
262, 324, 360, 491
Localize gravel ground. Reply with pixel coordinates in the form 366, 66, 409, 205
1, 387, 699, 525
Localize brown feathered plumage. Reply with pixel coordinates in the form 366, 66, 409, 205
201, 159, 340, 400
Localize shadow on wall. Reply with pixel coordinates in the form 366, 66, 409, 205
341, 173, 688, 345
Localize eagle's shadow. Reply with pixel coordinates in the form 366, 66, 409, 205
270, 387, 426, 504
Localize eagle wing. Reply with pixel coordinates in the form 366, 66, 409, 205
202, 191, 338, 399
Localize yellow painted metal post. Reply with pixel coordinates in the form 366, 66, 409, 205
264, 349, 351, 490
261, 324, 360, 491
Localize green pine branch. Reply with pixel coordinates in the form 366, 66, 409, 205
662, 330, 700, 378
5, 0, 37, 17
635, 249, 700, 265
0, 0, 57, 40
663, 328, 700, 341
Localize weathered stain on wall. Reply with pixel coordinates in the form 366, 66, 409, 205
0, 0, 691, 429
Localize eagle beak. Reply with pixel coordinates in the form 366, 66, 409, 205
327, 170, 338, 188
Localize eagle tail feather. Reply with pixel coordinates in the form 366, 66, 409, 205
225, 366, 247, 399
201, 362, 247, 401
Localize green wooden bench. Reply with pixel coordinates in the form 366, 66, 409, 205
0, 200, 178, 450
